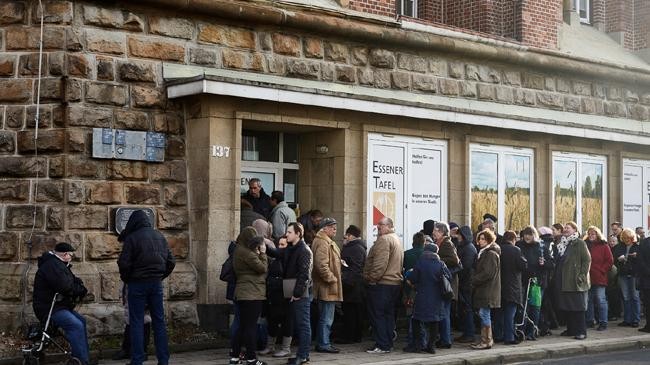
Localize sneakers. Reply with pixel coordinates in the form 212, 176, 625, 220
229, 358, 241, 365
287, 357, 309, 365
366, 347, 390, 354
596, 324, 607, 331
245, 360, 267, 365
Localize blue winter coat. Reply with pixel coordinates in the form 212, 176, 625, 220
408, 251, 452, 322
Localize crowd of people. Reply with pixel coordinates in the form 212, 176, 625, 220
228, 179, 650, 365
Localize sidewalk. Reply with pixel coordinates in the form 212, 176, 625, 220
100, 321, 650, 365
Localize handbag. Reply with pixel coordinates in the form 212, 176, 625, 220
528, 279, 542, 307
441, 274, 454, 301
282, 278, 309, 299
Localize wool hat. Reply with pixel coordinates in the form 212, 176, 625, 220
449, 222, 459, 230
538, 226, 553, 236
319, 217, 337, 229
54, 242, 75, 253
483, 213, 498, 222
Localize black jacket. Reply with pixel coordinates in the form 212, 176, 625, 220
118, 210, 175, 283
499, 243, 527, 305
637, 237, 650, 290
612, 242, 640, 277
33, 252, 88, 323
516, 239, 554, 289
242, 189, 272, 219
457, 226, 477, 299
341, 238, 367, 303
283, 239, 313, 298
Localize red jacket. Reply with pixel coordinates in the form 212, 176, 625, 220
587, 240, 613, 286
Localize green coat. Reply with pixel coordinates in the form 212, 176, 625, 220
233, 243, 268, 300
472, 243, 501, 309
561, 238, 591, 292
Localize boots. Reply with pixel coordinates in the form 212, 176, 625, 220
272, 336, 292, 357
471, 326, 493, 350
112, 325, 131, 360
258, 335, 275, 355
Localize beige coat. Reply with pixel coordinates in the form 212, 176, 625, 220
364, 232, 404, 285
312, 230, 343, 302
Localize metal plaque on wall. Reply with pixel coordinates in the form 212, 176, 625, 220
92, 128, 166, 162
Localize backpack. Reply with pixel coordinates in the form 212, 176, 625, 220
219, 255, 236, 282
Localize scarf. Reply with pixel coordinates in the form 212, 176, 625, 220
478, 242, 497, 260
557, 232, 579, 257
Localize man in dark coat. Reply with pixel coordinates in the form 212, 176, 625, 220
33, 242, 90, 365
118, 210, 176, 365
637, 236, 650, 333
455, 226, 477, 343
242, 178, 272, 219
339, 225, 367, 343
494, 231, 527, 344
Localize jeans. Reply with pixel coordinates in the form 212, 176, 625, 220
317, 301, 336, 349
366, 284, 400, 351
291, 295, 312, 360
586, 285, 608, 326
51, 309, 90, 365
619, 275, 641, 324
128, 281, 169, 365
229, 302, 241, 357
478, 307, 491, 327
458, 291, 475, 338
438, 310, 452, 345
232, 300, 263, 360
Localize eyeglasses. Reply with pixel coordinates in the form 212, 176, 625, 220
63, 252, 74, 257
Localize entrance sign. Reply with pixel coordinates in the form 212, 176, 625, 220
622, 159, 650, 231
367, 134, 447, 249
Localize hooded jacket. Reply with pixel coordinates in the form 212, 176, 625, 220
341, 238, 367, 303
117, 210, 176, 283
270, 201, 297, 240
457, 226, 477, 299
472, 242, 501, 309
33, 252, 88, 323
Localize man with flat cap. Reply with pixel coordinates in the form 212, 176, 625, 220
33, 242, 90, 365
118, 210, 175, 365
482, 213, 503, 245
311, 217, 342, 353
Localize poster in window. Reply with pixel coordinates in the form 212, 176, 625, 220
581, 162, 603, 232
504, 155, 531, 232
368, 143, 405, 243
471, 151, 498, 232
622, 163, 643, 229
554, 160, 577, 225
408, 147, 443, 239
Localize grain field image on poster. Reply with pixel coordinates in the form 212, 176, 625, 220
581, 162, 603, 232
471, 151, 498, 231
505, 155, 531, 232
373, 191, 396, 225
554, 160, 577, 224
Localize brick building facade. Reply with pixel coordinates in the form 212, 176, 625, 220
0, 0, 649, 335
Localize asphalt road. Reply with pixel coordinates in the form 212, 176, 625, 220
519, 348, 650, 365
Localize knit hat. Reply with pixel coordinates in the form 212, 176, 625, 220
538, 226, 553, 236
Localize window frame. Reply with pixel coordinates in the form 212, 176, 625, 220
398, 0, 417, 18
575, 0, 591, 24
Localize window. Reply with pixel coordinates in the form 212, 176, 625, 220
552, 152, 606, 233
398, 0, 417, 17
622, 159, 650, 232
575, 0, 590, 23
469, 144, 534, 233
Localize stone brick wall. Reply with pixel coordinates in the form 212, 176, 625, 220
0, 1, 196, 334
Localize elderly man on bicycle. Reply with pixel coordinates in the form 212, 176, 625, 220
33, 242, 89, 365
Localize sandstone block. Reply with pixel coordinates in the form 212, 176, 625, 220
429, 59, 446, 76
544, 77, 555, 91
324, 42, 349, 63
35, 180, 64, 202
67, 206, 107, 229
169, 301, 199, 326
26, 105, 53, 128
5, 106, 24, 129
67, 181, 84, 203
66, 28, 83, 51
100, 271, 121, 301
66, 155, 105, 179
48, 51, 64, 76
259, 33, 272, 51
273, 33, 301, 56
6, 26, 64, 50
87, 233, 121, 259
303, 38, 323, 58
169, 269, 196, 298
21, 232, 82, 260
131, 86, 166, 108
397, 53, 427, 73
604, 101, 627, 117
0, 180, 29, 202
64, 78, 83, 102
321, 63, 334, 82
118, 60, 156, 83
17, 129, 65, 154
592, 84, 605, 98
125, 183, 160, 204
37, 78, 63, 102
86, 29, 125, 55
19, 53, 46, 76
97, 56, 114, 80
536, 92, 564, 109
523, 73, 545, 90
625, 90, 639, 102
391, 72, 410, 90
495, 86, 513, 103
0, 55, 16, 76
164, 184, 187, 206
150, 161, 186, 182
0, 157, 46, 177
85, 81, 127, 106
641, 93, 650, 105
412, 74, 437, 93
108, 161, 148, 180
83, 5, 143, 31
373, 70, 391, 89
335, 65, 355, 83
114, 110, 149, 130
629, 104, 649, 121
266, 55, 285, 75
128, 37, 185, 62
286, 59, 320, 80
67, 128, 88, 152
0, 233, 19, 261
448, 62, 464, 79
222, 49, 264, 71
67, 105, 113, 127
581, 98, 597, 114
368, 49, 395, 69
85, 182, 123, 204
149, 16, 194, 39
0, 2, 25, 25
502, 71, 521, 86
439, 79, 459, 96
47, 206, 64, 230
165, 232, 189, 259
573, 81, 591, 96
153, 113, 183, 135
357, 69, 373, 86
198, 24, 255, 50
607, 87, 622, 101
556, 78, 571, 93
33, 1, 73, 24
166, 137, 185, 158
477, 84, 496, 101
49, 155, 65, 178
459, 81, 476, 97
67, 54, 91, 77
0, 79, 32, 103
565, 96, 581, 112
157, 208, 188, 229
189, 48, 217, 66
0, 131, 15, 154
6, 205, 44, 229
351, 47, 368, 66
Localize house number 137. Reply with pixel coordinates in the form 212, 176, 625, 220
212, 145, 231, 158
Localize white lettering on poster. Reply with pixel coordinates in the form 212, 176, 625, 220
622, 163, 643, 229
